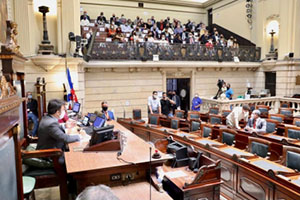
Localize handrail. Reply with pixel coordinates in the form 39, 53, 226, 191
201, 97, 300, 115
85, 41, 261, 62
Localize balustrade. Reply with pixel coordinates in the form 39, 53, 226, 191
201, 97, 300, 116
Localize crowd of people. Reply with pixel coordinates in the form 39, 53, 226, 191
80, 11, 240, 48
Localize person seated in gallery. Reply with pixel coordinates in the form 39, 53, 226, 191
108, 24, 117, 38
37, 99, 80, 153
245, 110, 266, 133
80, 11, 90, 22
80, 11, 90, 26
96, 12, 107, 25
76, 185, 119, 200
226, 104, 250, 129
101, 101, 115, 121
113, 27, 125, 43
26, 91, 39, 137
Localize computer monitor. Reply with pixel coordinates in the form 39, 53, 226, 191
90, 125, 114, 146
72, 102, 81, 113
88, 113, 97, 123
93, 116, 106, 128
82, 116, 90, 126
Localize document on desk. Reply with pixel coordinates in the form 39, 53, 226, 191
165, 170, 188, 179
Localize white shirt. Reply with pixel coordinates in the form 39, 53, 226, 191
226, 107, 249, 129
148, 96, 161, 111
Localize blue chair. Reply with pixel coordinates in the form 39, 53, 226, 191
285, 126, 300, 140
248, 137, 271, 159
209, 107, 219, 115
201, 124, 213, 138
175, 110, 185, 119
265, 119, 278, 134
170, 118, 180, 130
281, 146, 300, 172
293, 118, 300, 127
269, 114, 284, 123
149, 114, 160, 125
219, 129, 237, 146
256, 105, 269, 118
187, 111, 201, 122
209, 114, 222, 125
279, 108, 294, 117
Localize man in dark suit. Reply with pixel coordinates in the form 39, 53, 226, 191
37, 99, 80, 152
245, 110, 266, 133
80, 11, 90, 22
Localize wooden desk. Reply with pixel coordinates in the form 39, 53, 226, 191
65, 121, 171, 192
118, 118, 300, 200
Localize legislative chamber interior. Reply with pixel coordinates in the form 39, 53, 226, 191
0, 0, 300, 200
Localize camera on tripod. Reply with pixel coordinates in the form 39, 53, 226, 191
68, 32, 88, 57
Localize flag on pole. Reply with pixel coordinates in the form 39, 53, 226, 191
66, 67, 78, 108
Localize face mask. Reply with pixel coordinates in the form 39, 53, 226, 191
153, 95, 157, 99
102, 106, 108, 112
195, 95, 198, 98
28, 95, 32, 99
59, 110, 65, 119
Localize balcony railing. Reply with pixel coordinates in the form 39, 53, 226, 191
85, 42, 261, 62
201, 97, 300, 116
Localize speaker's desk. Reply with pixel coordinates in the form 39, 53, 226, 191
64, 121, 172, 193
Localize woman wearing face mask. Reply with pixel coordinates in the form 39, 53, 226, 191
101, 101, 115, 121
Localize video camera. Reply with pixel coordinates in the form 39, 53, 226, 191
217, 79, 224, 90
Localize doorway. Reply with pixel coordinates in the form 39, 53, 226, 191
265, 72, 276, 96
166, 78, 190, 111
207, 8, 213, 27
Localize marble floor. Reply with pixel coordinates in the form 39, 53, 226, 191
35, 187, 60, 200
34, 186, 228, 200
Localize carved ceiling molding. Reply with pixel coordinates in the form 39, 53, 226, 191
266, 14, 280, 21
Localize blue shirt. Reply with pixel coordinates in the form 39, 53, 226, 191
225, 88, 234, 99
192, 97, 202, 111
102, 110, 115, 120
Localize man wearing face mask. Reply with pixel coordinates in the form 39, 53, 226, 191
148, 91, 161, 115
101, 101, 115, 121
26, 92, 39, 136
191, 93, 202, 111
245, 110, 266, 133
37, 99, 80, 154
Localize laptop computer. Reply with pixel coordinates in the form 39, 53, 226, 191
72, 102, 81, 113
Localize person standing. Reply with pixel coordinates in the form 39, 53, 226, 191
26, 92, 39, 136
191, 93, 202, 111
226, 105, 250, 129
160, 92, 176, 117
148, 91, 161, 115
172, 91, 181, 110
225, 83, 234, 100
